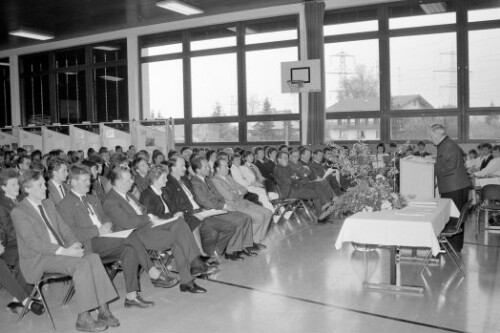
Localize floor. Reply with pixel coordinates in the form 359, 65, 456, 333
1, 210, 499, 333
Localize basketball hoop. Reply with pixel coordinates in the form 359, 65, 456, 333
286, 79, 305, 93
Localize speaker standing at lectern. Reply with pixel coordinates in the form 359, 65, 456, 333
430, 124, 471, 253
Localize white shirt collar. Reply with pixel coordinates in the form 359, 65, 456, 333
150, 185, 162, 196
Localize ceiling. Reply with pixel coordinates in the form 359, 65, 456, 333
0, 0, 306, 52
0, 0, 399, 52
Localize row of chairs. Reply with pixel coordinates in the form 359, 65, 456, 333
17, 250, 173, 330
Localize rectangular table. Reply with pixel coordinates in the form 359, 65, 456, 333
335, 198, 459, 294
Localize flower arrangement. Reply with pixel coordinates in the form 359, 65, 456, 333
324, 140, 407, 218
330, 174, 407, 217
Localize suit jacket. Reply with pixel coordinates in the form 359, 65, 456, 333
103, 188, 151, 231
273, 164, 302, 198
57, 190, 108, 251
210, 175, 247, 210
0, 193, 21, 250
255, 159, 275, 182
434, 136, 471, 194
190, 175, 225, 210
139, 186, 175, 220
11, 197, 79, 283
480, 154, 494, 171
47, 180, 70, 206
163, 175, 197, 215
91, 177, 107, 203
309, 160, 326, 179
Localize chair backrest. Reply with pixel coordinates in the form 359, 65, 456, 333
450, 200, 472, 234
479, 184, 500, 202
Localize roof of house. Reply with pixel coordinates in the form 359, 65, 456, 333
326, 94, 434, 112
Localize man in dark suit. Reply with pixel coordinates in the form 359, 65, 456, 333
309, 149, 342, 196
164, 156, 241, 261
0, 169, 44, 315
58, 164, 175, 309
46, 157, 70, 206
274, 151, 331, 221
103, 167, 209, 293
11, 170, 119, 331
430, 124, 472, 252
479, 143, 493, 171
190, 157, 255, 261
82, 158, 107, 203
99, 147, 111, 179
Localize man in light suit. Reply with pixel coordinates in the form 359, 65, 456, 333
190, 157, 255, 260
46, 157, 70, 206
58, 164, 176, 309
211, 158, 272, 249
164, 156, 241, 261
103, 167, 209, 293
430, 124, 472, 252
11, 170, 119, 332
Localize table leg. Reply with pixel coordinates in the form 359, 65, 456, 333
364, 246, 424, 295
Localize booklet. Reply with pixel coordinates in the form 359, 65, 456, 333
100, 229, 135, 238
193, 209, 228, 221
151, 216, 179, 228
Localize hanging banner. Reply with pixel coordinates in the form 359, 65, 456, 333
70, 124, 101, 152
133, 120, 168, 156
42, 125, 71, 154
0, 127, 19, 150
100, 122, 131, 152
19, 127, 43, 153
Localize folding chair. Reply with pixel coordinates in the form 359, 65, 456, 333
17, 273, 71, 331
421, 201, 471, 278
475, 184, 500, 235
148, 250, 174, 278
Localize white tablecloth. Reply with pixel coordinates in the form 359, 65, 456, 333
474, 177, 500, 188
334, 198, 459, 256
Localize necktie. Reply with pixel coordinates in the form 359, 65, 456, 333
81, 196, 95, 216
59, 185, 65, 197
38, 205, 64, 246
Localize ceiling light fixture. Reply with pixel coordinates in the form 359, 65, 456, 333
93, 45, 120, 51
156, 0, 204, 15
419, 2, 447, 14
100, 75, 124, 82
9, 28, 54, 40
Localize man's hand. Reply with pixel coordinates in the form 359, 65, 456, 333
174, 212, 184, 218
60, 245, 84, 258
0, 241, 5, 256
98, 222, 113, 235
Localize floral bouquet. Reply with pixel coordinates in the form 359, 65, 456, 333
330, 174, 407, 218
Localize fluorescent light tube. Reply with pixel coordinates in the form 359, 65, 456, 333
156, 0, 203, 15
93, 45, 120, 51
9, 29, 54, 40
420, 2, 447, 14
100, 75, 124, 82
0, 62, 9, 66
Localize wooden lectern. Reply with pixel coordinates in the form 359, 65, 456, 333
400, 156, 435, 199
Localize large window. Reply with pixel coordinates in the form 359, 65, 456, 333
390, 33, 457, 109
0, 59, 11, 127
140, 16, 300, 145
325, 39, 379, 112
20, 40, 128, 125
390, 116, 458, 140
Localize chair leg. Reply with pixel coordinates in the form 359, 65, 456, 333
39, 283, 57, 331
420, 249, 432, 275
475, 209, 480, 238
61, 281, 75, 306
17, 284, 38, 323
440, 239, 465, 278
299, 200, 316, 223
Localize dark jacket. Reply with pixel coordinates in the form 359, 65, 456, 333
434, 136, 471, 193
139, 186, 175, 220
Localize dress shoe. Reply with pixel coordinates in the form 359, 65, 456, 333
29, 300, 45, 316
180, 282, 207, 293
191, 265, 216, 277
97, 311, 120, 327
76, 311, 108, 332
151, 273, 179, 288
248, 243, 261, 252
6, 302, 23, 314
224, 252, 244, 261
240, 249, 257, 257
124, 295, 155, 308
200, 255, 220, 266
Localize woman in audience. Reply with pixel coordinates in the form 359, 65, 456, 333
151, 150, 165, 165
465, 149, 478, 169
131, 157, 150, 198
256, 147, 277, 183
372, 143, 387, 169
206, 150, 217, 177
473, 145, 500, 177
